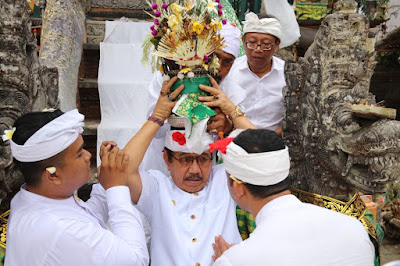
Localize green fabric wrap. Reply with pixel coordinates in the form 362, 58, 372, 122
171, 76, 217, 125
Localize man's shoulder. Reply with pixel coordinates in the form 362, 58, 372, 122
231, 56, 248, 71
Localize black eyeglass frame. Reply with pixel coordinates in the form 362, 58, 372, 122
245, 41, 274, 51
170, 153, 213, 167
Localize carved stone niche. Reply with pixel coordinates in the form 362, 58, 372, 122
86, 20, 105, 44
90, 0, 148, 10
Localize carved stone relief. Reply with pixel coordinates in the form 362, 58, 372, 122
283, 0, 400, 200
0, 0, 58, 211
90, 0, 148, 10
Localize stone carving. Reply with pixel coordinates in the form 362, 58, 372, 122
283, 0, 400, 200
86, 20, 105, 44
0, 0, 58, 211
39, 0, 86, 111
90, 0, 148, 10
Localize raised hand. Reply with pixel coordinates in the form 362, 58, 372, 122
152, 76, 185, 122
98, 146, 129, 190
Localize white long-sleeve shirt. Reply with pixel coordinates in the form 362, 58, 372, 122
5, 184, 149, 266
137, 165, 242, 266
214, 194, 375, 266
228, 55, 286, 130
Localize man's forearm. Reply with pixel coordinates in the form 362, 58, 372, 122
124, 120, 161, 172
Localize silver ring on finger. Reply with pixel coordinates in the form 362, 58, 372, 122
167, 93, 174, 101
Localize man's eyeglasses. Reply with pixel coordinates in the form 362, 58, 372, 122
245, 41, 274, 51
171, 154, 213, 167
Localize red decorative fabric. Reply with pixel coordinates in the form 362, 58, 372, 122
209, 137, 234, 154
172, 132, 186, 145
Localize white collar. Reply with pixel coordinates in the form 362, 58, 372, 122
19, 184, 79, 208
238, 55, 282, 75
255, 194, 300, 224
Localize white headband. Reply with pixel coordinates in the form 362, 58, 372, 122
219, 22, 241, 58
221, 141, 290, 186
10, 109, 84, 162
242, 12, 281, 40
165, 129, 213, 154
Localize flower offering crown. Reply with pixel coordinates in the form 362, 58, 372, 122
142, 0, 227, 77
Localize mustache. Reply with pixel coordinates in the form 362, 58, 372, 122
184, 174, 203, 181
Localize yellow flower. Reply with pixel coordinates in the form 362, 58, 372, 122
168, 14, 181, 32
205, 0, 218, 14
210, 20, 222, 31
179, 68, 192, 74
2, 127, 16, 142
170, 3, 184, 15
46, 167, 56, 174
192, 21, 204, 35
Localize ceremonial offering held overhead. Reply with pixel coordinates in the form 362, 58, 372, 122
143, 0, 228, 148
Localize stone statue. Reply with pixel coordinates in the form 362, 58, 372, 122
283, 0, 400, 200
39, 0, 87, 111
0, 0, 58, 212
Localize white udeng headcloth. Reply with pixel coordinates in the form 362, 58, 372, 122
219, 22, 241, 58
242, 12, 281, 40
165, 129, 213, 154
221, 141, 290, 186
10, 109, 84, 162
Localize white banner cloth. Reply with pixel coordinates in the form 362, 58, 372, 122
97, 20, 153, 166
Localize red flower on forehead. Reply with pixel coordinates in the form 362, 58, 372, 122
209, 137, 234, 154
172, 132, 186, 145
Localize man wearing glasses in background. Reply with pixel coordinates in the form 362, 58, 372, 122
229, 12, 285, 136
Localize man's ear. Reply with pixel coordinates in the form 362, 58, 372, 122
163, 150, 171, 171
42, 168, 62, 185
232, 181, 246, 199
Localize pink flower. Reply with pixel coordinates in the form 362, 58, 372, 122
162, 3, 168, 9
216, 0, 220, 2
218, 10, 223, 16
218, 4, 223, 9
150, 25, 155, 30
172, 132, 186, 145
222, 19, 227, 25
154, 19, 160, 25
203, 55, 209, 62
151, 29, 158, 36
155, 10, 161, 17
209, 138, 234, 154
152, 3, 158, 9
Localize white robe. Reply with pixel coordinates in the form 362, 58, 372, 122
5, 184, 149, 266
228, 55, 286, 130
137, 164, 242, 266
214, 194, 375, 266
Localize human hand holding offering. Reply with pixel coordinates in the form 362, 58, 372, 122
151, 76, 185, 122
207, 108, 233, 136
98, 144, 129, 190
198, 75, 236, 117
212, 235, 235, 261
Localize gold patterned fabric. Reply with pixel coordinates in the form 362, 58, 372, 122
0, 211, 9, 249
291, 188, 378, 244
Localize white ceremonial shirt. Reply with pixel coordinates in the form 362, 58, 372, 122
5, 184, 149, 266
137, 164, 242, 266
141, 71, 245, 175
214, 194, 375, 266
228, 55, 286, 130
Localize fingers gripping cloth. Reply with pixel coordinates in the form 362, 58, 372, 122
9, 109, 84, 162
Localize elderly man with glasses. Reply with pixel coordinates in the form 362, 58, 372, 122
103, 76, 247, 266
228, 12, 285, 136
